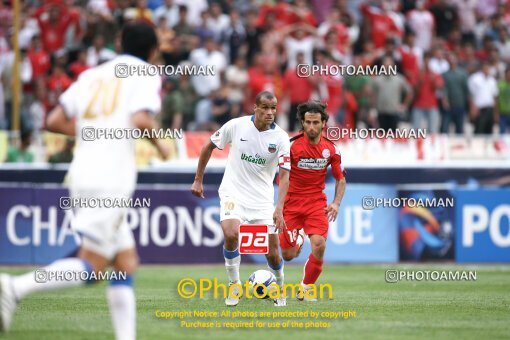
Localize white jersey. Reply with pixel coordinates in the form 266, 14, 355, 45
211, 115, 290, 209
59, 54, 161, 194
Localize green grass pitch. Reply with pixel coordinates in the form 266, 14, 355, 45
0, 264, 509, 340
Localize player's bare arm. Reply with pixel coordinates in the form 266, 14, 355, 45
46, 105, 76, 136
326, 178, 346, 222
132, 110, 170, 160
273, 169, 290, 232
191, 140, 216, 198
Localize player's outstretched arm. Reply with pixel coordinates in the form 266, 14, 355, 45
191, 140, 216, 198
273, 169, 290, 232
46, 105, 76, 136
132, 111, 170, 160
327, 178, 346, 222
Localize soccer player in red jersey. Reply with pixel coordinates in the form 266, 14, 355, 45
279, 101, 346, 301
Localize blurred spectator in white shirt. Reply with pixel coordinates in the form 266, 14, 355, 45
190, 37, 226, 97
207, 3, 229, 42
154, 0, 179, 28
174, 0, 207, 27
407, 0, 434, 51
86, 35, 116, 67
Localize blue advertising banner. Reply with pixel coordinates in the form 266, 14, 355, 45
455, 189, 510, 263
0, 184, 398, 265
0, 186, 79, 264
0, 185, 225, 265
247, 184, 399, 264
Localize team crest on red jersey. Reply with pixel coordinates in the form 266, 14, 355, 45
322, 149, 330, 158
268, 143, 277, 153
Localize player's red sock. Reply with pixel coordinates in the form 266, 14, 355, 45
302, 253, 323, 285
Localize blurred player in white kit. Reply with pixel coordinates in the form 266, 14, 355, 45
0, 23, 168, 340
191, 91, 291, 307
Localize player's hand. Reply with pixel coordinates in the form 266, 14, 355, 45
157, 142, 170, 160
273, 207, 286, 233
469, 106, 479, 121
326, 203, 339, 222
191, 180, 204, 198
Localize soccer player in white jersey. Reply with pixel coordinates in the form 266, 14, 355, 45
0, 24, 168, 339
191, 91, 291, 307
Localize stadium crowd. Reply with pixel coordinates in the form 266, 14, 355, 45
1, 0, 510, 162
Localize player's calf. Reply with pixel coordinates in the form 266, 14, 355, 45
108, 248, 138, 340
298, 235, 325, 302
221, 220, 242, 306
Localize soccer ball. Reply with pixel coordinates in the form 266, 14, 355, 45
248, 270, 276, 299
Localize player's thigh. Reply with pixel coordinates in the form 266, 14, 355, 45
220, 194, 244, 241
72, 194, 133, 270
303, 198, 328, 239
248, 205, 276, 234
74, 207, 123, 271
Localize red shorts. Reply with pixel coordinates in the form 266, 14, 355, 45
279, 192, 328, 249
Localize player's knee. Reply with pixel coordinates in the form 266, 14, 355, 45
281, 249, 295, 262
78, 248, 108, 273
311, 238, 326, 257
114, 252, 139, 275
223, 230, 239, 248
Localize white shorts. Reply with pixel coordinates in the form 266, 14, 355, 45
70, 189, 135, 261
219, 194, 277, 234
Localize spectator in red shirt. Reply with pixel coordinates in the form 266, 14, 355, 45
317, 9, 349, 53
288, 0, 317, 27
46, 64, 72, 107
34, 2, 81, 53
256, 2, 293, 28
246, 54, 283, 113
399, 31, 422, 85
27, 35, 50, 80
283, 52, 314, 131
69, 49, 89, 79
360, 1, 403, 49
412, 52, 444, 133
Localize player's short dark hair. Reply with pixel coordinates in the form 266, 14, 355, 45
121, 23, 158, 62
255, 91, 276, 105
297, 100, 329, 123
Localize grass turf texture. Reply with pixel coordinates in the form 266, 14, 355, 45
0, 264, 509, 340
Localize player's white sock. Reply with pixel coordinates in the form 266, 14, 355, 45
268, 259, 284, 287
10, 258, 93, 300
107, 276, 136, 340
223, 248, 241, 283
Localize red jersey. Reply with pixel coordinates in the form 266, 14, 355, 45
361, 4, 402, 49
413, 71, 444, 109
27, 49, 50, 78
288, 133, 345, 196
283, 68, 313, 103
